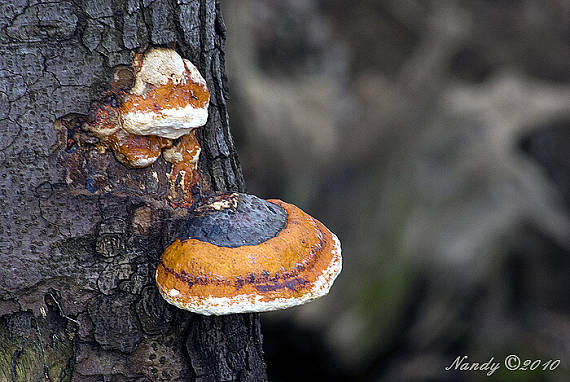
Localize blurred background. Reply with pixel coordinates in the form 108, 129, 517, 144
222, 1, 569, 381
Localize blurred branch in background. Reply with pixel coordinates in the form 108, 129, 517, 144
223, 0, 569, 381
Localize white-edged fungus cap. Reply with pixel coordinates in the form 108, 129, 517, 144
155, 193, 342, 315
120, 48, 210, 139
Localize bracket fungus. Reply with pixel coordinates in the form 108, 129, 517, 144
155, 193, 342, 315
81, 47, 209, 206
120, 47, 210, 139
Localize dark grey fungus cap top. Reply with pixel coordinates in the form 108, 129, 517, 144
177, 193, 288, 247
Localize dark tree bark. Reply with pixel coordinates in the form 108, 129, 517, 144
0, 0, 266, 381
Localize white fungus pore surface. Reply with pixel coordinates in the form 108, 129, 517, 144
121, 104, 209, 139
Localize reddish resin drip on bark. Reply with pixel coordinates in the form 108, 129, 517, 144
163, 131, 202, 207
106, 133, 173, 168
85, 102, 174, 168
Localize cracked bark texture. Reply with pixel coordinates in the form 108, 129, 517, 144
0, 0, 266, 381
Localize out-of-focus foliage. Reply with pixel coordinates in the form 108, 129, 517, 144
223, 1, 570, 381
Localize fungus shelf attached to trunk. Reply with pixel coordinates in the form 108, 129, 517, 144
156, 193, 342, 315
57, 47, 210, 207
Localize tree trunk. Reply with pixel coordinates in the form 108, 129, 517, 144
0, 0, 266, 381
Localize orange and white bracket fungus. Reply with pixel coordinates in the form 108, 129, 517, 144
155, 193, 342, 315
120, 48, 210, 139
84, 47, 209, 205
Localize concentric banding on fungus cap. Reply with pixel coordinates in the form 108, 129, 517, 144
155, 193, 342, 315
